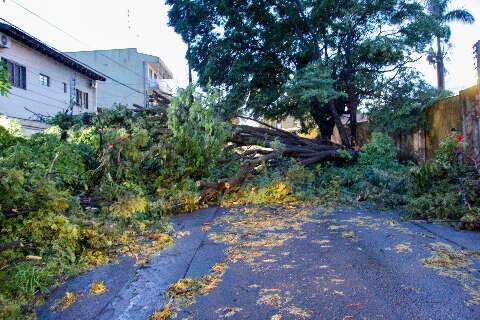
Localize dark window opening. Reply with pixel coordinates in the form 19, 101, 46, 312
1, 57, 26, 89
75, 88, 89, 109
63, 82, 67, 93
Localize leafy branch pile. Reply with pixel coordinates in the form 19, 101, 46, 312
0, 88, 230, 319
214, 130, 480, 232
1, 86, 479, 320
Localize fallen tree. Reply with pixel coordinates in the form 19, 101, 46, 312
196, 116, 356, 203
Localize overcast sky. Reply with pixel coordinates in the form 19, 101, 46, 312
1, 0, 479, 93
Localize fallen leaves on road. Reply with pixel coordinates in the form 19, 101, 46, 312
393, 243, 412, 253
165, 262, 227, 308
422, 242, 469, 269
151, 205, 324, 319
328, 225, 348, 231
148, 304, 173, 320
50, 291, 78, 312
257, 288, 292, 308
285, 305, 311, 318
341, 231, 356, 239
422, 242, 480, 305
215, 306, 243, 318
89, 281, 107, 295
312, 240, 330, 245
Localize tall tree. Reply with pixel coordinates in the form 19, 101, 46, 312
167, 0, 435, 146
426, 0, 474, 90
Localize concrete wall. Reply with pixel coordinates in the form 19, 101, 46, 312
424, 94, 463, 160
66, 48, 173, 108
385, 85, 478, 163
0, 37, 97, 123
460, 86, 480, 164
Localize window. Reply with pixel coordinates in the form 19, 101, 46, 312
39, 74, 50, 87
1, 58, 26, 89
75, 89, 89, 109
63, 82, 67, 93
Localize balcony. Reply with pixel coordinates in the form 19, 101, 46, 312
147, 79, 173, 95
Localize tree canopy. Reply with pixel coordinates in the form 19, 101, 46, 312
167, 0, 437, 146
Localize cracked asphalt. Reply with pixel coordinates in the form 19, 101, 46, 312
37, 206, 480, 320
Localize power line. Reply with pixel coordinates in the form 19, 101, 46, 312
0, 13, 145, 95
4, 52, 142, 103
6, 0, 146, 81
4, 52, 145, 104
8, 91, 67, 110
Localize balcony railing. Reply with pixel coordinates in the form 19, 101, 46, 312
148, 79, 173, 94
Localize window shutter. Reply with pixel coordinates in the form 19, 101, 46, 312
20, 66, 26, 89
7, 61, 14, 84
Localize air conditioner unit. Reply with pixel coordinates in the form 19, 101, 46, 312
0, 34, 11, 48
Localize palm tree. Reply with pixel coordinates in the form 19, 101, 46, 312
426, 0, 475, 90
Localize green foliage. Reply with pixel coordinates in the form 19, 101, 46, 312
167, 86, 230, 180
167, 0, 436, 137
367, 71, 443, 134
226, 134, 407, 209
0, 61, 10, 96
358, 133, 398, 169
0, 89, 229, 318
404, 134, 480, 223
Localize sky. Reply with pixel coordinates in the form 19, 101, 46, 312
1, 0, 480, 93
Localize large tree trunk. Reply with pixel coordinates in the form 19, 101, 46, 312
327, 101, 351, 148
311, 104, 335, 141
436, 36, 445, 91
196, 122, 357, 204
310, 99, 350, 148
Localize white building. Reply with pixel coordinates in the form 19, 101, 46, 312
66, 48, 173, 108
0, 21, 105, 134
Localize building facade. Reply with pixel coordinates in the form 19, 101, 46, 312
0, 22, 105, 134
66, 48, 173, 108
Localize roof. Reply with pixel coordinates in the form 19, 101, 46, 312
0, 22, 106, 81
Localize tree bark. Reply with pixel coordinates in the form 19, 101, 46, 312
311, 104, 335, 141
436, 36, 445, 91
327, 100, 351, 148
188, 41, 193, 85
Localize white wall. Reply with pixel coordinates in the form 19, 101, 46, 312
66, 48, 146, 108
0, 37, 97, 122
66, 48, 173, 108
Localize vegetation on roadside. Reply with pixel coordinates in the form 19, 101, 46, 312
1, 83, 479, 320
1, 1, 479, 318
0, 88, 230, 319
223, 131, 480, 230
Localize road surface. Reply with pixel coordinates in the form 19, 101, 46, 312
37, 206, 480, 320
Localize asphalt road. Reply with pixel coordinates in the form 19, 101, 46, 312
37, 206, 480, 320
